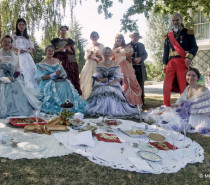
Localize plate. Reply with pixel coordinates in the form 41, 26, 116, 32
105, 119, 121, 126
148, 133, 165, 141
119, 128, 147, 138
9, 117, 47, 127
22, 144, 46, 152
70, 119, 84, 127
138, 143, 158, 153
80, 124, 97, 132
138, 151, 162, 162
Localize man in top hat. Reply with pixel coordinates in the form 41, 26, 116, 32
128, 32, 148, 105
163, 13, 198, 106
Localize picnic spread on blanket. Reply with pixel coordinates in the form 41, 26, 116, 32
0, 113, 204, 174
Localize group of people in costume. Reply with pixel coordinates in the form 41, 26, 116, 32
0, 13, 209, 134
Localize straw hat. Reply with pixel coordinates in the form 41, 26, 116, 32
129, 32, 142, 39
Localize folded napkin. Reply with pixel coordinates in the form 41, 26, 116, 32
73, 112, 84, 120
69, 131, 95, 147
128, 157, 153, 173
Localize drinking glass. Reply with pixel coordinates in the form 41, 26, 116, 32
33, 109, 40, 133
137, 104, 142, 123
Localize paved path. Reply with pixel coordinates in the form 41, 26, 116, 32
144, 84, 163, 95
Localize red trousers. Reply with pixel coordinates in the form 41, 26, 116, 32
163, 58, 187, 106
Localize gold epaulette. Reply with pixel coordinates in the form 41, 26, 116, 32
164, 34, 168, 40
187, 29, 194, 35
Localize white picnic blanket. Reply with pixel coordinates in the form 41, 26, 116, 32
0, 118, 204, 174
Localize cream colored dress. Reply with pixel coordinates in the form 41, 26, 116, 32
80, 43, 104, 99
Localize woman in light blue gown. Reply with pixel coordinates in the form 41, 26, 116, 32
35, 45, 87, 114
0, 35, 41, 118
86, 47, 138, 117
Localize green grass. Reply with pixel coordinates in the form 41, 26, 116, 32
0, 94, 210, 185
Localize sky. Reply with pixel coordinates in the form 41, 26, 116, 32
36, 0, 148, 49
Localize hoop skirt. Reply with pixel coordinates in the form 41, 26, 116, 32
35, 63, 87, 114
87, 65, 138, 117
144, 86, 210, 133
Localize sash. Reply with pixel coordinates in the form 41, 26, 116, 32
168, 31, 186, 59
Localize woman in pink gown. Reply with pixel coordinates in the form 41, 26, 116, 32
112, 34, 142, 106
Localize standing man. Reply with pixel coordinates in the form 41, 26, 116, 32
163, 13, 198, 106
128, 32, 148, 105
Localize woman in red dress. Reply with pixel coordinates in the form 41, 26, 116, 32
51, 26, 82, 95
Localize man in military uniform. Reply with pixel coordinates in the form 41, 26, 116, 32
163, 13, 198, 106
128, 32, 148, 105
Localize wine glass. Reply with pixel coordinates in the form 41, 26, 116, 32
137, 104, 142, 123
33, 109, 40, 133
183, 122, 190, 140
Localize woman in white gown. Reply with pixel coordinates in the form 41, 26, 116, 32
145, 68, 210, 134
80, 31, 104, 99
12, 18, 38, 89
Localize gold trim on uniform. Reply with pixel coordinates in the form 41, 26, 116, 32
187, 29, 194, 35
169, 51, 180, 57
185, 52, 194, 59
169, 51, 189, 57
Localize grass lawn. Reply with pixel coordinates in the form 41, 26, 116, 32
0, 94, 210, 185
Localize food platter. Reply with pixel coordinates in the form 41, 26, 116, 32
148, 133, 165, 141
9, 117, 47, 127
105, 119, 121, 126
138, 151, 162, 162
118, 128, 147, 138
138, 143, 159, 153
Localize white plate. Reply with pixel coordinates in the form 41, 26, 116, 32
138, 143, 158, 153
23, 144, 46, 152
138, 151, 162, 162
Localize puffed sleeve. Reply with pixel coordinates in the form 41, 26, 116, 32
114, 66, 123, 79
190, 89, 210, 114
125, 46, 133, 56
92, 66, 103, 79
84, 45, 92, 60
35, 64, 48, 81
11, 34, 17, 48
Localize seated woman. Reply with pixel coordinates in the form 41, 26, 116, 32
144, 67, 210, 134
35, 45, 87, 114
0, 35, 41, 118
86, 47, 138, 117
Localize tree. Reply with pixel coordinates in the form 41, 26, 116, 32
145, 8, 171, 68
69, 18, 87, 72
93, 0, 210, 32
0, 0, 66, 38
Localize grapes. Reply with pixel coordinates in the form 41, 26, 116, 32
60, 100, 74, 108
60, 109, 74, 119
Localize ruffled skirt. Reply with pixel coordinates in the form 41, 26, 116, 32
41, 79, 87, 114
86, 81, 138, 117
120, 60, 142, 105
